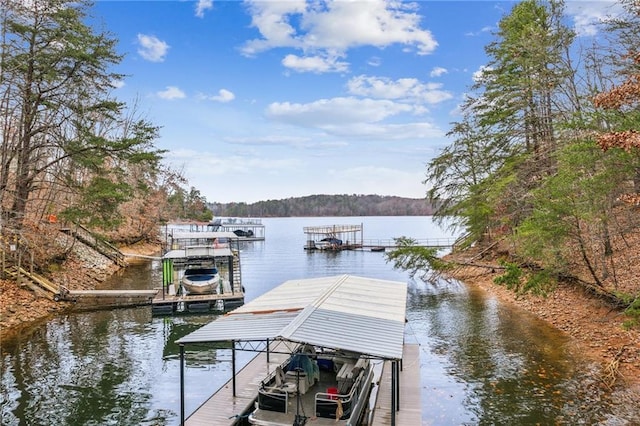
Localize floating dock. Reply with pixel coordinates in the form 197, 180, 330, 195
304, 224, 456, 251
176, 274, 418, 425
152, 231, 245, 315
214, 218, 265, 241
303, 224, 363, 250
167, 218, 265, 242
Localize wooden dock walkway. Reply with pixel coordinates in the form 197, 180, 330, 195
185, 342, 291, 425
184, 343, 422, 426
63, 289, 158, 309
371, 344, 422, 426
361, 238, 456, 250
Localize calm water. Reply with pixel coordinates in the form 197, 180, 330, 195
0, 217, 617, 425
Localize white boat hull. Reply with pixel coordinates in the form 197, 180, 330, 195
181, 269, 221, 295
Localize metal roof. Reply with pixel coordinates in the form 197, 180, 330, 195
169, 231, 239, 240
177, 275, 407, 360
163, 246, 234, 259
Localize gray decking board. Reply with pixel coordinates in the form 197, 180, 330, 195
371, 344, 422, 426
185, 342, 291, 426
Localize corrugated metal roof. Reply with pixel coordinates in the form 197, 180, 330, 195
163, 247, 233, 259
177, 275, 407, 360
169, 231, 239, 240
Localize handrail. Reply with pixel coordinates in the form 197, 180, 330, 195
62, 223, 127, 267
361, 237, 457, 248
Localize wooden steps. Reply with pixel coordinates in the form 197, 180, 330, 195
3, 265, 61, 300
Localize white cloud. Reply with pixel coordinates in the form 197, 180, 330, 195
367, 56, 382, 67
157, 86, 186, 100
167, 148, 301, 176
195, 0, 213, 18
266, 97, 415, 127
264, 97, 444, 140
111, 79, 125, 89
241, 0, 437, 72
465, 26, 494, 37
430, 67, 448, 78
282, 54, 349, 73
226, 135, 347, 149
564, 1, 625, 37
137, 34, 169, 62
347, 75, 452, 104
201, 89, 235, 102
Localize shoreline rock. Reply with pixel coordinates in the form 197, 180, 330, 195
0, 242, 162, 343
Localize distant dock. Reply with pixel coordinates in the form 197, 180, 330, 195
304, 223, 456, 251
173, 218, 266, 241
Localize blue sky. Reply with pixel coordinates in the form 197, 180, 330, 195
88, 1, 617, 204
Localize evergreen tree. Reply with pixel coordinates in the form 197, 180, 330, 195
0, 0, 164, 230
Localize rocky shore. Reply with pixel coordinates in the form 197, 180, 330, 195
0, 241, 161, 342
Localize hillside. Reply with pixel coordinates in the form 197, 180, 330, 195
209, 194, 435, 217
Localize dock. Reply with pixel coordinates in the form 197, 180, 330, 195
176, 275, 418, 426
167, 218, 266, 241
184, 342, 422, 425
61, 289, 158, 309
214, 217, 266, 241
361, 237, 457, 250
371, 344, 422, 425
303, 224, 363, 250
303, 223, 456, 251
153, 231, 245, 315
185, 341, 292, 425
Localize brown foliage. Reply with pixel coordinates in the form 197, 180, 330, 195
597, 130, 640, 152
593, 76, 640, 110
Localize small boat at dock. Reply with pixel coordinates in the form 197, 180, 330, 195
181, 267, 221, 295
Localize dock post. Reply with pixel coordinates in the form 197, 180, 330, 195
395, 361, 401, 410
391, 360, 397, 426
232, 340, 237, 397
180, 344, 185, 425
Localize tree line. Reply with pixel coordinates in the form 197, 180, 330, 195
0, 0, 212, 255
209, 194, 435, 217
423, 0, 639, 311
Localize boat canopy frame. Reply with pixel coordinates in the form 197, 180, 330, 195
176, 274, 408, 425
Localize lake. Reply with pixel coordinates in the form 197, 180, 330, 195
0, 216, 618, 425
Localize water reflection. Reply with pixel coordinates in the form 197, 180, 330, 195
408, 278, 605, 425
0, 217, 626, 425
161, 320, 232, 363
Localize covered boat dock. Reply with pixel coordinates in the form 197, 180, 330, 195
303, 224, 363, 250
176, 274, 420, 425
153, 231, 245, 314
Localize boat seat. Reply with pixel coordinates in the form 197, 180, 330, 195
337, 361, 363, 393
337, 362, 355, 381
284, 370, 309, 394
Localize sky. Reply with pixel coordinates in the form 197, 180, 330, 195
87, 1, 619, 204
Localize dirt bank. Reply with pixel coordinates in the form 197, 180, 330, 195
0, 242, 161, 344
